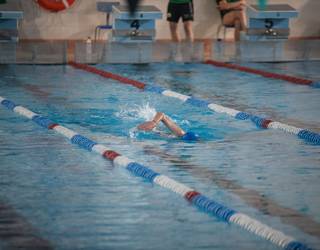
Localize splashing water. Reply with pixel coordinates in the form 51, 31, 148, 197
116, 102, 157, 122
116, 103, 159, 139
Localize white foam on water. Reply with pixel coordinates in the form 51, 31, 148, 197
115, 102, 157, 121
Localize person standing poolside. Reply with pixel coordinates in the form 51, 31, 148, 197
216, 0, 247, 41
167, 0, 194, 43
138, 112, 199, 141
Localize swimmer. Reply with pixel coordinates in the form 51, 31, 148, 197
138, 112, 199, 141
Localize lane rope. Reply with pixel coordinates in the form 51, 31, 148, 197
0, 95, 312, 250
205, 60, 320, 88
68, 62, 320, 145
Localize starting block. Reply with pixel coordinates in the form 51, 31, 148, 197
246, 4, 298, 41
111, 5, 162, 43
105, 5, 162, 63
0, 11, 23, 63
0, 11, 23, 42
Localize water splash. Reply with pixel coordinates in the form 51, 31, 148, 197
116, 102, 157, 121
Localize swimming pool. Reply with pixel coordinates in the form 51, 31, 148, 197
0, 62, 319, 249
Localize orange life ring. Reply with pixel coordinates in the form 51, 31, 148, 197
37, 0, 76, 12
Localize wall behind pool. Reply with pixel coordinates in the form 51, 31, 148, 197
0, 0, 319, 40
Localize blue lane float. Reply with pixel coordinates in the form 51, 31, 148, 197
311, 82, 320, 88
190, 194, 236, 222
144, 85, 166, 94
126, 162, 159, 182
71, 134, 97, 151
32, 115, 56, 129
0, 95, 313, 250
298, 130, 320, 145
185, 97, 210, 108
1, 99, 17, 110
235, 112, 251, 120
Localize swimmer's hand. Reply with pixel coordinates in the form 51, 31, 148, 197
138, 121, 157, 131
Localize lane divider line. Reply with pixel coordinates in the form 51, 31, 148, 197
68, 62, 320, 145
205, 59, 320, 88
144, 145, 320, 238
0, 96, 312, 250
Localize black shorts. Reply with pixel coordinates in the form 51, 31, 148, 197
167, 2, 194, 23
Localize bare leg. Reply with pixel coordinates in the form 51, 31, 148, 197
223, 10, 247, 41
169, 22, 180, 42
183, 21, 194, 43
234, 18, 241, 41
240, 10, 247, 30
226, 10, 246, 30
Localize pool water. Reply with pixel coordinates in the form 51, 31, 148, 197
0, 62, 319, 249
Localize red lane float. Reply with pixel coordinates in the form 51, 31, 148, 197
205, 60, 314, 86
185, 191, 201, 202
261, 119, 273, 129
69, 61, 146, 89
48, 123, 59, 129
36, 0, 76, 12
103, 150, 121, 161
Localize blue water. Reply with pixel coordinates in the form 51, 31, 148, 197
0, 63, 320, 250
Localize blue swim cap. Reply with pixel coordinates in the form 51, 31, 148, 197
181, 131, 199, 141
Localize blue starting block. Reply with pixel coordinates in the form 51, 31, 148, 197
0, 11, 23, 42
111, 5, 162, 43
104, 5, 162, 63
246, 4, 298, 41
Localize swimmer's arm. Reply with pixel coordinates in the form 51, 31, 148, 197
138, 112, 164, 131
160, 113, 185, 137
138, 112, 185, 137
